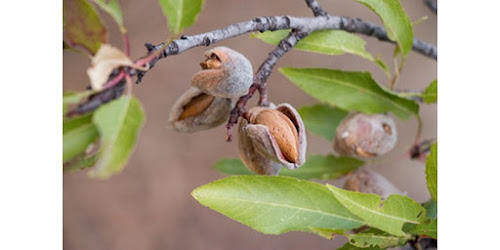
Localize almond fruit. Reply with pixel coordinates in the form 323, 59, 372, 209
191, 46, 253, 98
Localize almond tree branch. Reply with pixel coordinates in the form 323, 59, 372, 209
69, 11, 437, 116
137, 13, 436, 82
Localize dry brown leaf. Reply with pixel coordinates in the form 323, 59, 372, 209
87, 44, 147, 90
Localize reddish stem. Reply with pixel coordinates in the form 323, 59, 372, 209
123, 31, 131, 57
103, 70, 127, 89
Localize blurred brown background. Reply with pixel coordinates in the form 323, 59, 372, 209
63, 0, 436, 249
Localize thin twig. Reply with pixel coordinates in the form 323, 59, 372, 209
225, 30, 310, 141
305, 0, 328, 17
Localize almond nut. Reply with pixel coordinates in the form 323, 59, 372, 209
178, 93, 215, 120
252, 109, 299, 163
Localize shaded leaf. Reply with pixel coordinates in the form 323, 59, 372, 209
422, 199, 437, 219
423, 80, 437, 104
406, 219, 437, 239
158, 0, 204, 35
426, 143, 437, 201
338, 243, 383, 250
89, 96, 145, 179
356, 0, 414, 57
63, 114, 99, 162
63, 0, 107, 55
311, 227, 409, 248
280, 68, 418, 119
214, 158, 255, 175
215, 155, 363, 180
91, 0, 125, 32
327, 184, 426, 236
346, 230, 408, 248
64, 155, 98, 173
192, 176, 365, 234
298, 104, 348, 141
87, 44, 146, 90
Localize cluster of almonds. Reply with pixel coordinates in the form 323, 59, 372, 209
168, 46, 307, 175
167, 47, 399, 176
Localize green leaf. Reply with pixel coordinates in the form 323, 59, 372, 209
423, 80, 437, 104
89, 96, 145, 179
63, 91, 92, 115
280, 68, 419, 119
422, 199, 437, 219
254, 30, 372, 60
327, 184, 427, 236
63, 0, 107, 55
346, 229, 408, 248
298, 104, 348, 141
355, 0, 414, 57
63, 114, 99, 162
158, 0, 204, 35
426, 143, 437, 201
214, 155, 363, 180
192, 176, 365, 234
91, 0, 126, 32
311, 227, 408, 248
253, 30, 390, 76
406, 219, 437, 239
375, 56, 391, 78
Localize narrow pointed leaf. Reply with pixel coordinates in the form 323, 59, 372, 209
63, 0, 107, 55
89, 96, 145, 179
298, 104, 348, 141
63, 114, 99, 162
327, 184, 427, 236
280, 68, 418, 119
158, 0, 204, 35
355, 0, 413, 57
192, 176, 365, 234
423, 80, 437, 104
215, 155, 363, 180
91, 0, 125, 31
426, 143, 437, 201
